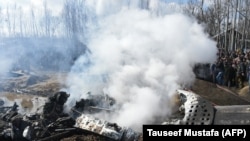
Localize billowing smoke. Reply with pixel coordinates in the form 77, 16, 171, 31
66, 0, 218, 131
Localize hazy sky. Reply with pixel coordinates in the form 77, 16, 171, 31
0, 0, 189, 15
0, 0, 63, 16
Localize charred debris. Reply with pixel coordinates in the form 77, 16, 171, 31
0, 91, 141, 141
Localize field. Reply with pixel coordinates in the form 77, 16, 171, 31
0, 71, 250, 141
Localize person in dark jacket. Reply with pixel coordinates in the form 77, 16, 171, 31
248, 64, 250, 93
224, 63, 236, 87
237, 58, 246, 88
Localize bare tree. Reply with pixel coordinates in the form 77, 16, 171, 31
30, 7, 38, 37
238, 0, 250, 51
62, 0, 87, 39
212, 0, 224, 48
6, 6, 11, 36
223, 0, 230, 51
229, 0, 237, 51
0, 6, 2, 36
43, 1, 51, 37
12, 3, 17, 36
18, 6, 23, 37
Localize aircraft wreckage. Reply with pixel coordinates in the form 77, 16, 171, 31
0, 89, 250, 141
0, 91, 141, 141
163, 90, 250, 125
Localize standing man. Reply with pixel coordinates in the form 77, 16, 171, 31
248, 63, 250, 93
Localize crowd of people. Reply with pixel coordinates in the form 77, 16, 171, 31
209, 49, 250, 92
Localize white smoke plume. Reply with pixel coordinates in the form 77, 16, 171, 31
66, 0, 218, 131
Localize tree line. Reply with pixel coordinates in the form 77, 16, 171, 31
184, 0, 250, 52
0, 0, 88, 38
1, 0, 249, 52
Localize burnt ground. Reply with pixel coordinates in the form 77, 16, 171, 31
1, 70, 250, 141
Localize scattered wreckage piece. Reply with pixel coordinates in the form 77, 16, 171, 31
163, 89, 250, 125
75, 114, 141, 141
42, 91, 70, 120
1, 102, 19, 122
38, 127, 117, 141
0, 91, 75, 141
213, 105, 250, 124
0, 99, 4, 106
70, 94, 142, 140
70, 93, 116, 118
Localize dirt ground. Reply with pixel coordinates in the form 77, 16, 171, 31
2, 70, 250, 107
1, 71, 250, 141
191, 79, 250, 106
61, 135, 106, 141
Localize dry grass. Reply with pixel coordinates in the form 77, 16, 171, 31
0, 92, 33, 101
21, 99, 33, 108
238, 86, 250, 101
0, 92, 35, 108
